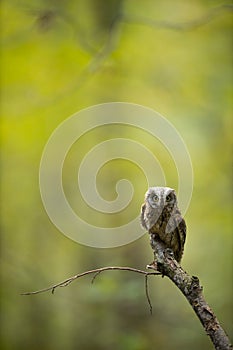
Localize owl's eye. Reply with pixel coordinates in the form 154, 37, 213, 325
166, 194, 172, 202
152, 194, 159, 202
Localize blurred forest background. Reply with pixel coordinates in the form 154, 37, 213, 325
1, 0, 232, 349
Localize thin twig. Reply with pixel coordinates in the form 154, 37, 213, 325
145, 274, 153, 315
91, 270, 102, 284
21, 266, 160, 296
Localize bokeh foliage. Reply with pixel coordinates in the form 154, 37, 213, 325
1, 1, 232, 349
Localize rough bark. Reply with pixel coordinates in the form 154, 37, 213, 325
151, 238, 232, 350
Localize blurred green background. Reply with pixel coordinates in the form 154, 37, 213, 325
1, 1, 232, 349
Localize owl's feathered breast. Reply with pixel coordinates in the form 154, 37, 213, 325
141, 202, 172, 232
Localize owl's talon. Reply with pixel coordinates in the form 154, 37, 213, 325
146, 261, 158, 270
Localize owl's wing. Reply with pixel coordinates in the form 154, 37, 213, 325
168, 213, 186, 262
178, 218, 186, 246
175, 216, 186, 262
140, 203, 147, 230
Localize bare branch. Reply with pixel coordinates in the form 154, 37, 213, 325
21, 255, 232, 349
21, 266, 160, 296
150, 238, 233, 350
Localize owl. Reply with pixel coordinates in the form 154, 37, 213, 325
140, 187, 186, 263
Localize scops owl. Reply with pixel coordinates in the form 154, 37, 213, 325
140, 187, 186, 263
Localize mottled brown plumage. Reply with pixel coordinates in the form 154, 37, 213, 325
140, 187, 186, 262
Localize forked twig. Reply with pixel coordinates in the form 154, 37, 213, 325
21, 266, 160, 313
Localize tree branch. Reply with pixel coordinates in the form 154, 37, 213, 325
160, 257, 232, 350
21, 266, 160, 294
149, 237, 232, 350
21, 253, 232, 349
21, 266, 160, 314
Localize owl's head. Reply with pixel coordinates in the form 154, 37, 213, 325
145, 187, 177, 209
